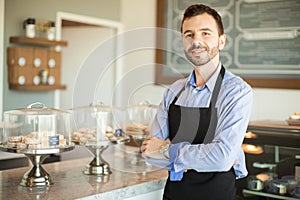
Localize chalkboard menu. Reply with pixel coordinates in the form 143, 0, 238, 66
155, 0, 300, 88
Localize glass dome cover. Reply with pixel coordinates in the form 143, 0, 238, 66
1, 102, 73, 150
71, 101, 127, 145
125, 101, 157, 136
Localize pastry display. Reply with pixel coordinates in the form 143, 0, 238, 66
242, 144, 263, 154
0, 102, 74, 187
256, 173, 271, 182
5, 132, 67, 149
124, 103, 157, 148
287, 112, 300, 126
8, 135, 23, 142
290, 112, 300, 120
125, 123, 150, 136
1, 102, 73, 150
70, 101, 132, 146
244, 131, 256, 139
71, 127, 115, 144
70, 102, 131, 176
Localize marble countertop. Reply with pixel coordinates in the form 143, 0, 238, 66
0, 145, 168, 200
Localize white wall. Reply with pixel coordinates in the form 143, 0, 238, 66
60, 26, 115, 109
252, 88, 300, 121
120, 0, 300, 121
120, 0, 165, 106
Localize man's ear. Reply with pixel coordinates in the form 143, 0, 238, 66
219, 34, 226, 50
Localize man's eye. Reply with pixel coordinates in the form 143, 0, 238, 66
203, 32, 210, 36
184, 34, 193, 38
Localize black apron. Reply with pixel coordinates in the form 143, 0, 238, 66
163, 66, 236, 200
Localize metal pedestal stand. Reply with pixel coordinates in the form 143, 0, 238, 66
84, 145, 111, 176
81, 136, 130, 177
20, 154, 53, 187
130, 135, 147, 165
0, 146, 74, 187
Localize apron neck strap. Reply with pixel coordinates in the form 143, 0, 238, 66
210, 65, 225, 107
171, 66, 225, 106
171, 86, 185, 105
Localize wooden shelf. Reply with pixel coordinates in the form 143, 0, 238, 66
10, 36, 68, 47
9, 84, 67, 91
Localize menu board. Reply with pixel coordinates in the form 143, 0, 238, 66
161, 0, 300, 78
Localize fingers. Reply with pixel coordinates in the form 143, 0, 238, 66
141, 136, 171, 155
141, 136, 155, 153
140, 145, 145, 153
146, 135, 153, 140
141, 138, 149, 153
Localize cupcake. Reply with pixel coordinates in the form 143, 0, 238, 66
290, 112, 300, 120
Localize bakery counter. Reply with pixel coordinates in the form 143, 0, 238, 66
0, 145, 168, 200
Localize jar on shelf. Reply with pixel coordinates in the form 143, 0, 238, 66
47, 21, 55, 40
23, 18, 36, 38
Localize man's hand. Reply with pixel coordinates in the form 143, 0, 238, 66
141, 136, 170, 159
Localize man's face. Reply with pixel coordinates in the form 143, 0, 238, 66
182, 13, 226, 67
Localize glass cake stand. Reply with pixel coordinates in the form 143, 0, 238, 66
0, 145, 74, 187
74, 136, 130, 176
129, 134, 148, 165
130, 135, 147, 152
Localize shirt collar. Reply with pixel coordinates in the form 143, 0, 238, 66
186, 63, 222, 92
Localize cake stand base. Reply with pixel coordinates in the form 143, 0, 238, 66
84, 145, 112, 176
20, 154, 53, 187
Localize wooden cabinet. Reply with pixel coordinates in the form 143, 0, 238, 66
7, 36, 68, 91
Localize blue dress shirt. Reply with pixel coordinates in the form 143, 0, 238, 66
146, 63, 253, 180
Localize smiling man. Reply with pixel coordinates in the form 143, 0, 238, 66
141, 4, 253, 200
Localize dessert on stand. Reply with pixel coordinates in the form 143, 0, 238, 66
125, 102, 157, 154
287, 112, 300, 126
104, 102, 159, 174
71, 101, 129, 177
0, 102, 75, 187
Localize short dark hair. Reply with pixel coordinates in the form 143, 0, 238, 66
181, 4, 224, 36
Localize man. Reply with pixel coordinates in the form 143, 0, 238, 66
141, 4, 253, 200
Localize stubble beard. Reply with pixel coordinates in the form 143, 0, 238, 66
185, 43, 219, 67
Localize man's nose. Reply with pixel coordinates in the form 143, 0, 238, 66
192, 40, 203, 48
192, 33, 204, 45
